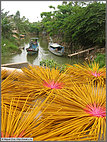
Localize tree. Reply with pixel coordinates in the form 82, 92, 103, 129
40, 1, 105, 50
1, 9, 13, 38
70, 2, 106, 48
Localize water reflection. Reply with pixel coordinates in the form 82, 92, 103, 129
1, 36, 85, 65
27, 53, 38, 64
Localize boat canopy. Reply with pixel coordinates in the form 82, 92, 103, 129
50, 43, 64, 48
30, 38, 39, 40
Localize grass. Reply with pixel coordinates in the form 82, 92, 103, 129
1, 38, 22, 56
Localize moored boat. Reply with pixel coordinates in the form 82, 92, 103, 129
26, 38, 39, 55
48, 43, 64, 56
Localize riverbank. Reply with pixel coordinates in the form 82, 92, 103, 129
40, 33, 106, 68
2, 35, 105, 68
1, 34, 32, 56
1, 38, 22, 56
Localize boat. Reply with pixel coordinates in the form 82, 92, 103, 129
48, 43, 64, 56
20, 34, 26, 39
26, 38, 39, 55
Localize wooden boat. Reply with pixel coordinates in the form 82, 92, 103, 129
26, 47, 39, 55
20, 34, 26, 39
48, 43, 64, 56
26, 38, 39, 55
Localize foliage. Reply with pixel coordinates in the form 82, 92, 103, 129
13, 11, 30, 34
40, 1, 105, 50
1, 38, 21, 55
94, 53, 105, 68
1, 9, 31, 55
29, 22, 41, 35
1, 9, 13, 38
40, 59, 67, 72
70, 2, 105, 48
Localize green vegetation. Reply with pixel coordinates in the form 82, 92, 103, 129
94, 53, 105, 68
40, 55, 105, 72
1, 38, 21, 55
1, 9, 31, 55
1, 1, 105, 57
40, 1, 105, 51
40, 59, 67, 72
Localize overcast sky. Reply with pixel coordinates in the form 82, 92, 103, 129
1, 1, 63, 22
1, 1, 106, 23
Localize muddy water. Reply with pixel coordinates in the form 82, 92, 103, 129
1, 37, 84, 65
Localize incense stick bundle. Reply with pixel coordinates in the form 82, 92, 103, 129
1, 68, 8, 80
37, 83, 106, 141
12, 65, 74, 100
1, 91, 55, 139
1, 63, 106, 141
1, 70, 35, 111
1, 67, 23, 79
66, 62, 106, 85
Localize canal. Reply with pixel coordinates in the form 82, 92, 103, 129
1, 37, 84, 66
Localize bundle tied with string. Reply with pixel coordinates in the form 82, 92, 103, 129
1, 92, 57, 139
13, 65, 75, 101
36, 83, 106, 141
66, 62, 106, 86
1, 63, 106, 141
1, 69, 35, 111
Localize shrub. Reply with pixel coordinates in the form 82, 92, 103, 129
94, 53, 105, 68
40, 59, 67, 72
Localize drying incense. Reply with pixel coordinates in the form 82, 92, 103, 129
37, 83, 106, 141
1, 63, 106, 141
66, 62, 106, 85
13, 65, 75, 100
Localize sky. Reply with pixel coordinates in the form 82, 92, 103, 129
1, 1, 63, 23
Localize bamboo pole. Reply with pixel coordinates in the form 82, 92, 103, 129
68, 48, 94, 57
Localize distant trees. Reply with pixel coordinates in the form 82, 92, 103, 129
1, 9, 31, 55
13, 11, 30, 34
70, 2, 105, 49
1, 9, 31, 38
29, 22, 42, 35
40, 1, 106, 50
1, 1, 106, 51
1, 9, 13, 38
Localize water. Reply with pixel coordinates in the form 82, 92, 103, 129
1, 37, 84, 65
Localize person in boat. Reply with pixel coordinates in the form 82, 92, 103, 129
55, 48, 58, 52
55, 47, 61, 52
32, 39, 38, 50
29, 40, 33, 48
33, 39, 38, 45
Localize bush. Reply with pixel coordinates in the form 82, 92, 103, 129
40, 59, 67, 72
94, 53, 105, 68
71, 2, 106, 48
1, 38, 21, 55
